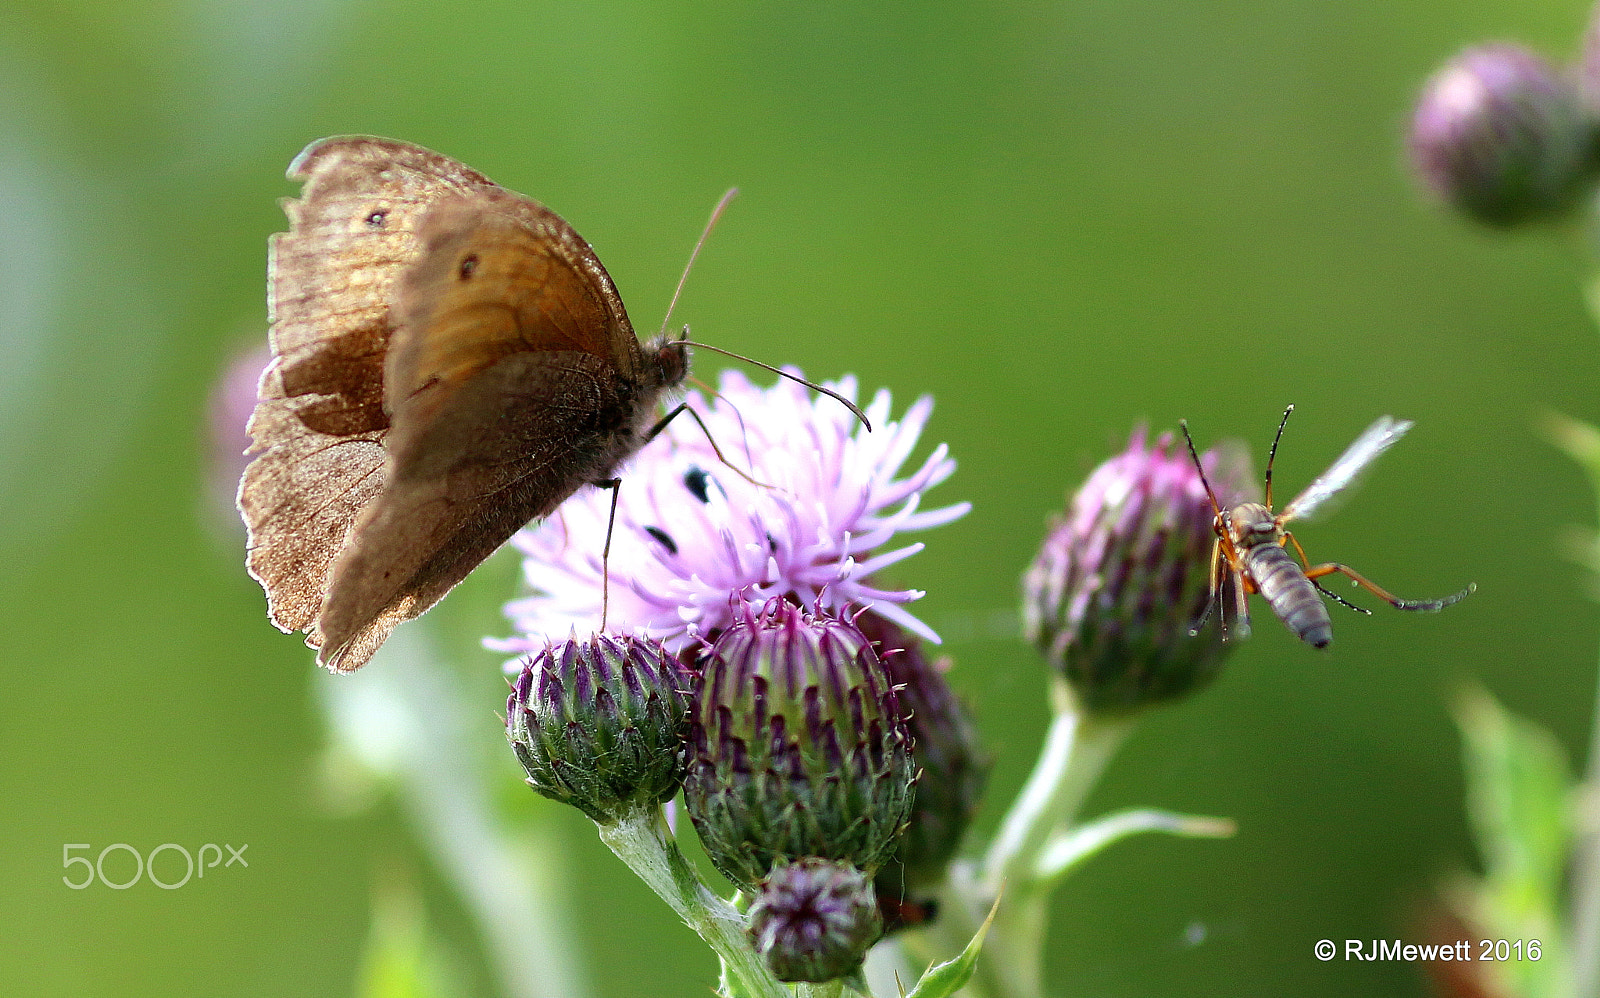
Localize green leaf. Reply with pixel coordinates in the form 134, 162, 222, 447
1034, 807, 1236, 885
1546, 411, 1600, 520
1453, 684, 1574, 998
1456, 686, 1573, 909
1545, 412, 1600, 598
902, 894, 1002, 998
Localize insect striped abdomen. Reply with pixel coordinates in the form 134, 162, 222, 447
1245, 543, 1332, 648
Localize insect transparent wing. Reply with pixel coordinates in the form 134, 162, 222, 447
1279, 415, 1413, 524
1205, 437, 1259, 509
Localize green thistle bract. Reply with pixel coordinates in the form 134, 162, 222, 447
748, 858, 884, 983
855, 614, 987, 924
506, 634, 690, 824
683, 600, 916, 892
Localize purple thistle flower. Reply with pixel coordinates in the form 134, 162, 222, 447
1409, 43, 1597, 227
855, 614, 987, 919
1023, 428, 1246, 713
488, 370, 968, 660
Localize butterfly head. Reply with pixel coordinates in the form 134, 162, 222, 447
646, 330, 692, 392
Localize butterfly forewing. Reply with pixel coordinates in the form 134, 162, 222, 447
243, 138, 495, 638
268, 137, 499, 359
387, 193, 641, 409
1278, 415, 1413, 524
241, 136, 685, 672
311, 198, 659, 668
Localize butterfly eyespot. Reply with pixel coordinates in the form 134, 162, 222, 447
364, 209, 387, 228
458, 254, 479, 279
643, 525, 678, 555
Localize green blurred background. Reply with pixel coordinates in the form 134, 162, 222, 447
3, 1, 1596, 995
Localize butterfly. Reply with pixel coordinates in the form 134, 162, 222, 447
239, 136, 688, 672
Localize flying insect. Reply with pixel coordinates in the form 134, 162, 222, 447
1179, 405, 1474, 648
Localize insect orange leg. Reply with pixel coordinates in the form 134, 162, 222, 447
1283, 531, 1370, 615
1299, 554, 1475, 613
1226, 534, 1254, 639
1191, 537, 1225, 636
1194, 530, 1253, 641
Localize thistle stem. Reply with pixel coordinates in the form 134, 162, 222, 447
1571, 636, 1600, 998
980, 682, 1133, 898
903, 678, 1133, 998
598, 809, 789, 998
1548, 398, 1600, 998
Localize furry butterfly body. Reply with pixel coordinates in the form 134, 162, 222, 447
240, 136, 686, 672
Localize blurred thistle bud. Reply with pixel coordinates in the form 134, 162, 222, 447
747, 858, 884, 983
854, 614, 987, 928
683, 599, 915, 893
1583, 7, 1600, 111
1409, 43, 1598, 227
506, 634, 690, 824
1023, 429, 1240, 714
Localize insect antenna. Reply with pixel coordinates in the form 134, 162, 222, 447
1180, 419, 1232, 639
1264, 403, 1294, 509
1179, 419, 1224, 516
652, 188, 872, 431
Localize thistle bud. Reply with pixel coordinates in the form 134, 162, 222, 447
683, 600, 915, 892
854, 614, 986, 927
747, 858, 884, 983
1582, 8, 1600, 112
1023, 429, 1240, 714
506, 634, 690, 824
1409, 44, 1597, 227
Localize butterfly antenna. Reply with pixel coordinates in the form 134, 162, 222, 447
679, 335, 871, 431
658, 188, 739, 340
655, 189, 872, 432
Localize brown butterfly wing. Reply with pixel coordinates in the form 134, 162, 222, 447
310, 194, 667, 672
240, 137, 500, 640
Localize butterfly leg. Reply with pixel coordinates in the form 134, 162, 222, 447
597, 478, 621, 630
646, 401, 771, 488
1300, 555, 1475, 613
640, 402, 689, 445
